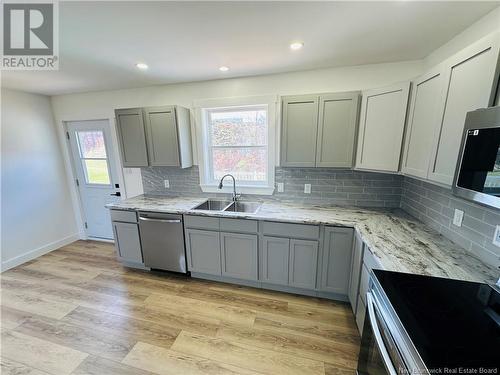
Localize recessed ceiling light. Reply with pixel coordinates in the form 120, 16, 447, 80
219, 66, 229, 72
290, 42, 304, 51
135, 63, 148, 70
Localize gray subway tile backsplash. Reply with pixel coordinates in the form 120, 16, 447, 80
140, 166, 499, 268
141, 166, 403, 207
401, 176, 500, 267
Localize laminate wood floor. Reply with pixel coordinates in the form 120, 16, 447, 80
0, 240, 360, 375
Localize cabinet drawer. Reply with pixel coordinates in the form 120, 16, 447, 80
110, 209, 137, 223
184, 215, 220, 230
262, 221, 319, 240
220, 218, 258, 233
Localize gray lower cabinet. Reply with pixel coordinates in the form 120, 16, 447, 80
320, 227, 354, 294
221, 232, 258, 281
348, 231, 364, 314
288, 239, 319, 289
112, 221, 143, 264
185, 228, 221, 276
261, 236, 290, 285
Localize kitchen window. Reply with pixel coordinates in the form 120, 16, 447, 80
195, 96, 277, 195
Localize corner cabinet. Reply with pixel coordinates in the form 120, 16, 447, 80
281, 91, 360, 168
402, 68, 445, 179
115, 105, 192, 168
403, 32, 500, 185
355, 82, 411, 172
320, 227, 354, 294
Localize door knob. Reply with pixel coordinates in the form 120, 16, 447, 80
110, 192, 121, 197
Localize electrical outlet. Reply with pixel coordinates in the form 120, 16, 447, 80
277, 182, 284, 193
452, 209, 464, 227
164, 179, 170, 189
493, 225, 500, 248
304, 184, 311, 194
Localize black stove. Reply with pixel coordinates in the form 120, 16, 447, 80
373, 270, 500, 372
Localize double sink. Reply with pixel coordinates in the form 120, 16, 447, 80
193, 199, 261, 213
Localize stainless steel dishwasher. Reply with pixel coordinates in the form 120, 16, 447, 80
138, 211, 187, 273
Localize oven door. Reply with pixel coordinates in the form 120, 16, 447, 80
357, 292, 407, 375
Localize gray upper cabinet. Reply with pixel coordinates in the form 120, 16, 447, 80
261, 236, 290, 286
115, 105, 192, 168
185, 228, 221, 276
115, 108, 149, 167
355, 82, 411, 172
281, 95, 319, 167
348, 230, 363, 314
281, 92, 360, 168
316, 92, 360, 167
428, 33, 500, 186
402, 68, 445, 179
221, 232, 258, 281
320, 227, 354, 295
144, 106, 180, 167
288, 239, 318, 289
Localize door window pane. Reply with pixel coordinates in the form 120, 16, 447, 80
76, 130, 111, 185
83, 159, 110, 185
77, 131, 107, 158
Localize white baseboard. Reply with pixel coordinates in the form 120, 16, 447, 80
1, 233, 79, 272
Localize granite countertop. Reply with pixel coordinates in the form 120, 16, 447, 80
107, 194, 499, 284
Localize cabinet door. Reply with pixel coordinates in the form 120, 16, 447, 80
112, 222, 143, 263
288, 239, 318, 290
348, 231, 364, 313
429, 35, 500, 185
320, 227, 354, 295
221, 232, 258, 281
115, 108, 149, 167
281, 95, 319, 167
261, 236, 290, 286
185, 229, 221, 276
402, 68, 445, 179
356, 82, 410, 172
144, 106, 181, 167
316, 92, 360, 167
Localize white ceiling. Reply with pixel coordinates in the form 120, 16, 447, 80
2, 1, 499, 96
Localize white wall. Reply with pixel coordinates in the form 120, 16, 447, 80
51, 59, 424, 197
423, 6, 500, 68
1, 89, 78, 271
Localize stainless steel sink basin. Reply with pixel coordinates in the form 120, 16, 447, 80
193, 199, 232, 211
224, 201, 262, 213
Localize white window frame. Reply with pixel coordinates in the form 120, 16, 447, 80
194, 95, 277, 195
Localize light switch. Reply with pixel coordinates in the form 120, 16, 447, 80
452, 209, 464, 227
277, 182, 284, 193
304, 184, 311, 194
164, 179, 170, 189
493, 225, 500, 248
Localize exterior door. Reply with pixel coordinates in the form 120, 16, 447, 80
67, 120, 121, 239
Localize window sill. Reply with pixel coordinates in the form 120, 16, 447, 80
200, 184, 275, 196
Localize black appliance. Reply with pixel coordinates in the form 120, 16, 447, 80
357, 270, 500, 375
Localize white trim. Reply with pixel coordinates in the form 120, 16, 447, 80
1, 234, 79, 272
194, 95, 277, 195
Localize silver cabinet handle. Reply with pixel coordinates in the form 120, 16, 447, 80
139, 217, 181, 223
366, 292, 398, 375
